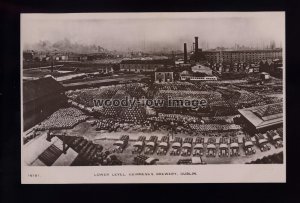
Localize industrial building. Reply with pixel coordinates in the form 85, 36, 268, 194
203, 48, 282, 64
185, 36, 282, 65
190, 37, 206, 62
180, 65, 218, 81
154, 67, 174, 83
180, 72, 217, 81
120, 59, 174, 73
238, 102, 283, 132
23, 77, 67, 131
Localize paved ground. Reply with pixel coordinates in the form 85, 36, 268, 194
23, 132, 57, 165
51, 121, 284, 165
24, 119, 284, 165
92, 138, 283, 165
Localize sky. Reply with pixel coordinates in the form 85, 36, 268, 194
21, 12, 285, 52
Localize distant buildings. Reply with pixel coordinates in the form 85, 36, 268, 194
23, 51, 69, 62
203, 48, 282, 64
259, 59, 283, 78
260, 72, 271, 80
179, 64, 218, 81
98, 66, 114, 74
67, 54, 87, 62
182, 36, 282, 67
120, 59, 174, 73
210, 62, 261, 78
23, 51, 115, 62
180, 70, 217, 81
23, 51, 34, 61
154, 67, 174, 83
191, 64, 213, 75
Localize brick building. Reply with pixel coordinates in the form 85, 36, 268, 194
204, 48, 282, 64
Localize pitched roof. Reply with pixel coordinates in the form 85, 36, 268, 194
253, 103, 282, 118
238, 103, 283, 129
180, 70, 192, 76
23, 77, 64, 103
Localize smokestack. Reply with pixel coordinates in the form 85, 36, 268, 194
51, 56, 54, 73
195, 37, 199, 54
184, 43, 187, 64
195, 37, 199, 62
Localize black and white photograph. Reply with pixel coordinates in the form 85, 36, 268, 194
21, 12, 285, 183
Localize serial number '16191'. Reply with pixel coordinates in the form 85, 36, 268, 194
28, 173, 39, 177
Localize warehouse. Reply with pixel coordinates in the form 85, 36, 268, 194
23, 77, 67, 131
238, 102, 283, 133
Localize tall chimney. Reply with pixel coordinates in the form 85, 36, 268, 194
195, 37, 199, 61
51, 56, 54, 73
184, 43, 187, 64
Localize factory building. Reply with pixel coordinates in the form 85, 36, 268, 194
190, 36, 206, 62
154, 67, 174, 83
204, 48, 282, 64
212, 62, 249, 73
180, 70, 217, 81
